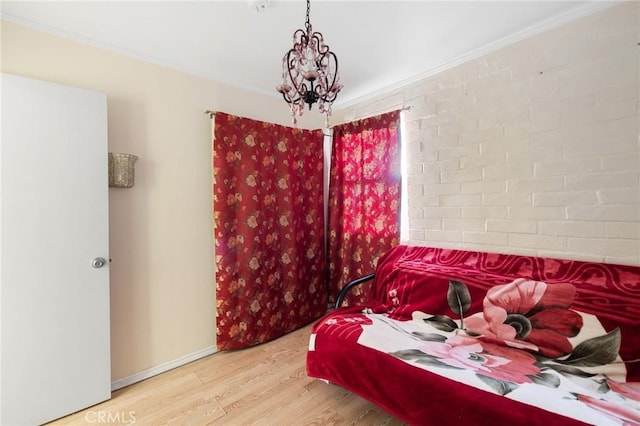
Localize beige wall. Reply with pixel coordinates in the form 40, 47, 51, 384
335, 2, 640, 265
1, 20, 324, 382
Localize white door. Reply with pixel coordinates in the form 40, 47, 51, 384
1, 73, 111, 425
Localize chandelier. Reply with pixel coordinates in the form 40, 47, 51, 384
276, 0, 342, 126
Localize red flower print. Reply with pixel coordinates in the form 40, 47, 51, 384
578, 394, 640, 425
465, 279, 583, 358
419, 334, 540, 384
608, 380, 640, 403
214, 113, 326, 351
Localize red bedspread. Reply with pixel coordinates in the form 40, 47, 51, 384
307, 245, 640, 425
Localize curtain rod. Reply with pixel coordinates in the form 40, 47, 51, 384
204, 106, 411, 126
332, 105, 411, 127
204, 106, 410, 120
351, 105, 411, 120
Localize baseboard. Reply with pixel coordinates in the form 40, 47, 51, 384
110, 346, 217, 391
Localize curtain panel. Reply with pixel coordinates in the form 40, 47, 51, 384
213, 113, 326, 351
328, 110, 401, 306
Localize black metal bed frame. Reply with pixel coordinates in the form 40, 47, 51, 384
334, 273, 375, 308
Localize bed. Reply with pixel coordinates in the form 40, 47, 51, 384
306, 245, 640, 425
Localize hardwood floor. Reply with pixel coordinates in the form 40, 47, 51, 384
47, 324, 405, 425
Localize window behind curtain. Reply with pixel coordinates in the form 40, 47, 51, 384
327, 110, 401, 306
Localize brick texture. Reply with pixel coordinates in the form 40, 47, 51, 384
336, 3, 639, 265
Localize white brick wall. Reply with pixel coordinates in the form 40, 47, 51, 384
336, 3, 640, 265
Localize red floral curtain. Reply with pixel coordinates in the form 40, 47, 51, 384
328, 111, 401, 306
213, 113, 326, 351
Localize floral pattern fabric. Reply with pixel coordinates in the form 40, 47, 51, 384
352, 305, 639, 426
213, 113, 326, 351
464, 278, 584, 358
353, 278, 640, 425
308, 245, 640, 425
328, 111, 401, 306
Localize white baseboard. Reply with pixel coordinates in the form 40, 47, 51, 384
111, 346, 217, 391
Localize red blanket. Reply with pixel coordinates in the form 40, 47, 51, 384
307, 245, 640, 425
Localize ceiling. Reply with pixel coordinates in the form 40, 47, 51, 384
1, 1, 611, 108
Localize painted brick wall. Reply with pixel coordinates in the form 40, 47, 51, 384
336, 2, 639, 265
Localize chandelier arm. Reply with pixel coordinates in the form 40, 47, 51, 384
292, 28, 307, 45
310, 32, 329, 55
281, 91, 303, 105
285, 52, 306, 99
310, 33, 336, 90
320, 52, 340, 102
288, 30, 309, 84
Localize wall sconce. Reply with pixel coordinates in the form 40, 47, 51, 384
108, 152, 138, 188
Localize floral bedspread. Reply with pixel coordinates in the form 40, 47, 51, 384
355, 278, 640, 425
307, 245, 640, 426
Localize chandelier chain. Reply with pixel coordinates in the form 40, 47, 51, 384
305, 0, 311, 31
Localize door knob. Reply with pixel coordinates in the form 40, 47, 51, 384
92, 257, 107, 268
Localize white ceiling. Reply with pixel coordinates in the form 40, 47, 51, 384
1, 1, 613, 108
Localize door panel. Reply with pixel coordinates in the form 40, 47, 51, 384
1, 73, 111, 425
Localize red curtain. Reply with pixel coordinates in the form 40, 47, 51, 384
328, 111, 401, 306
213, 113, 327, 351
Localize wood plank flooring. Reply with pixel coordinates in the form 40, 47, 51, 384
47, 324, 405, 425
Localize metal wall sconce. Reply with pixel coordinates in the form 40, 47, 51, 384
108, 152, 138, 188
